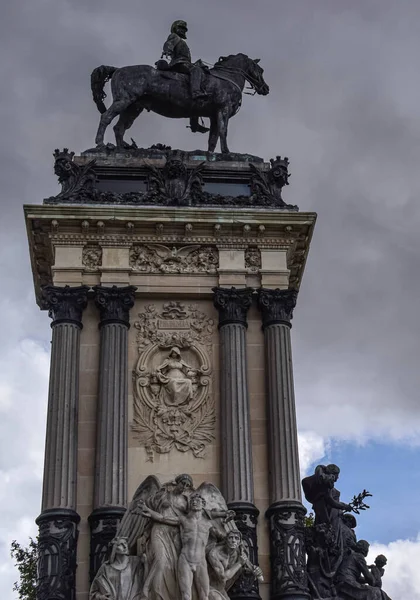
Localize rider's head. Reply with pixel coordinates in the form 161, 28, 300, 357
171, 20, 188, 39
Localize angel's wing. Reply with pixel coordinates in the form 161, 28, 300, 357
176, 245, 201, 259
117, 475, 161, 553
145, 244, 170, 260
196, 481, 239, 538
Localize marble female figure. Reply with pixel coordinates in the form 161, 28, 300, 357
141, 474, 194, 600
156, 347, 196, 407
89, 538, 144, 600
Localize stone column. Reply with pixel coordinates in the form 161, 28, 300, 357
257, 289, 309, 600
36, 285, 89, 600
213, 287, 261, 600
88, 285, 136, 581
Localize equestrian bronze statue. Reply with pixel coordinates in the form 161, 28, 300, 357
91, 20, 269, 154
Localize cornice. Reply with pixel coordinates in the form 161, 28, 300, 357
25, 205, 316, 307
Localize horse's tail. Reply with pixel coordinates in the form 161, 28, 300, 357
91, 65, 117, 113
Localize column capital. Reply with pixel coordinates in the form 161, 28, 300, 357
257, 288, 298, 328
42, 285, 89, 327
213, 287, 253, 328
94, 285, 137, 328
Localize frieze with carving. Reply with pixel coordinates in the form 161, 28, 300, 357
245, 248, 261, 272
129, 244, 218, 274
82, 245, 102, 270
132, 302, 215, 460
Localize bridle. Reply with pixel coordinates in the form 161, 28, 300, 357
212, 63, 266, 95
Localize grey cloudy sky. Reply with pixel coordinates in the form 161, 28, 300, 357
1, 1, 420, 597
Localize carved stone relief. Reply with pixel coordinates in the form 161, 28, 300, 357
132, 302, 215, 460
82, 245, 102, 270
129, 244, 218, 274
245, 248, 261, 272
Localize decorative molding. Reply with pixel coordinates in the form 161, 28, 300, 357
36, 508, 80, 600
88, 507, 126, 583
43, 149, 299, 210
132, 302, 215, 460
129, 244, 218, 274
25, 207, 316, 304
213, 287, 254, 328
94, 285, 136, 327
266, 502, 309, 600
82, 245, 102, 270
257, 288, 298, 328
245, 248, 261, 272
51, 232, 296, 248
228, 502, 261, 600
42, 285, 89, 327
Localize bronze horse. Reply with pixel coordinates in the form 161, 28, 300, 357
91, 53, 269, 154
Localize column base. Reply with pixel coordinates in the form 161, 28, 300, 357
266, 501, 310, 600
228, 502, 261, 600
36, 508, 80, 600
88, 506, 126, 582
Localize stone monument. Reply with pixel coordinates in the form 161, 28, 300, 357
25, 21, 321, 600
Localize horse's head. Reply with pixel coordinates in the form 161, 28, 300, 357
244, 56, 269, 96
217, 54, 269, 96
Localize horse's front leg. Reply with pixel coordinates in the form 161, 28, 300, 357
208, 117, 219, 153
217, 108, 230, 154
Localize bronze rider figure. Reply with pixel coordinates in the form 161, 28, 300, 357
159, 20, 209, 133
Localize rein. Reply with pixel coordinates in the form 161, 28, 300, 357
212, 64, 262, 95
210, 69, 243, 94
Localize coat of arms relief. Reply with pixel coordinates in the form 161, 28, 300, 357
132, 302, 215, 460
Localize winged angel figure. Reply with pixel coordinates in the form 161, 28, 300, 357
91, 474, 261, 600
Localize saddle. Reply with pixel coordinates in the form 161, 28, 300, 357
155, 65, 189, 83
154, 59, 209, 82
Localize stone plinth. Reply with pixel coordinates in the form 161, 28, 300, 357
25, 149, 316, 600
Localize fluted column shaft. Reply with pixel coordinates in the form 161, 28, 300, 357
42, 322, 81, 509
219, 322, 253, 502
213, 287, 260, 600
36, 285, 89, 600
95, 321, 129, 507
265, 322, 301, 502
258, 289, 309, 600
89, 285, 136, 581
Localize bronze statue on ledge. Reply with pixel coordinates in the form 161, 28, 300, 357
90, 20, 269, 154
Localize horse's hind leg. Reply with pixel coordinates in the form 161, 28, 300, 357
207, 117, 219, 153
95, 99, 132, 146
113, 102, 144, 148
